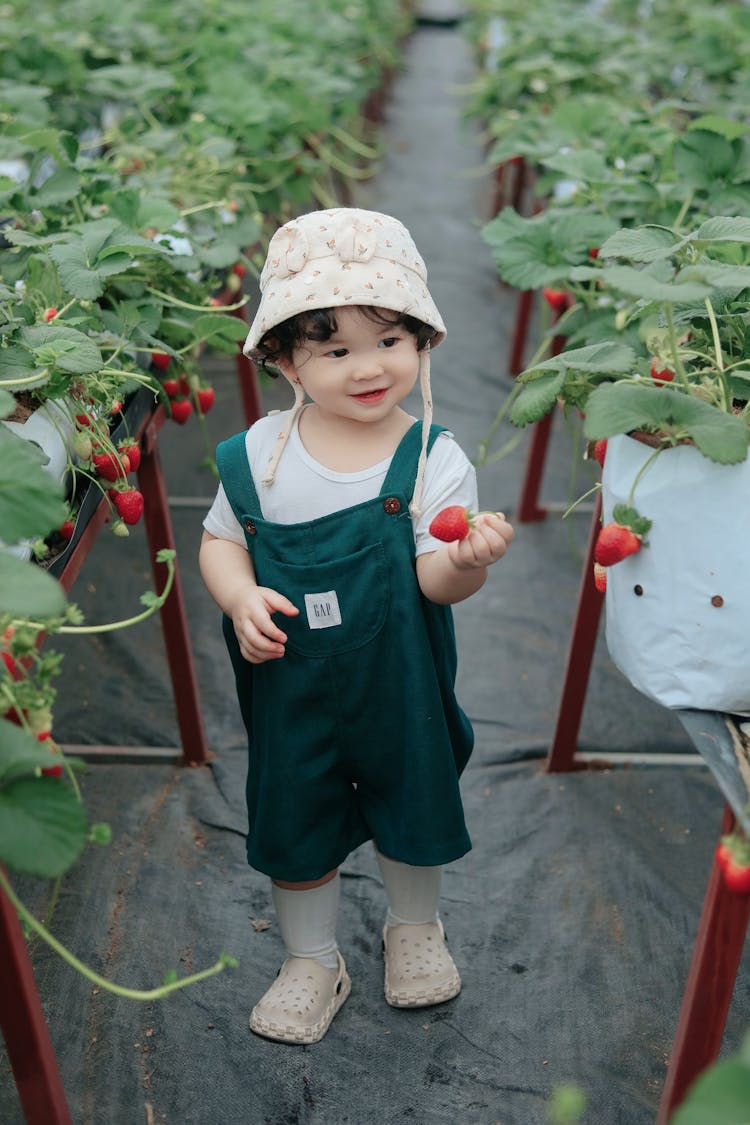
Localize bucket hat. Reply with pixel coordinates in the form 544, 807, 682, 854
243, 207, 446, 354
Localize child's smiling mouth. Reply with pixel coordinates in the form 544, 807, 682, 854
351, 388, 388, 403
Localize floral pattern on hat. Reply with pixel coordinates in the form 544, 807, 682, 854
245, 207, 445, 354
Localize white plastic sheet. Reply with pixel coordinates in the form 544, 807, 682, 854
602, 434, 750, 714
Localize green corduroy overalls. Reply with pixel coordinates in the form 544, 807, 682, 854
216, 420, 474, 882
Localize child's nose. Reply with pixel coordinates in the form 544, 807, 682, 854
352, 352, 385, 380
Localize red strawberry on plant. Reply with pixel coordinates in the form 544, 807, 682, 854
197, 386, 215, 415
112, 487, 144, 525
119, 442, 141, 472
232, 263, 247, 278
650, 358, 674, 383
178, 375, 192, 396
162, 378, 180, 399
151, 351, 171, 370
594, 505, 652, 566
593, 439, 607, 468
429, 505, 475, 542
541, 287, 569, 313
588, 247, 599, 260
43, 307, 58, 322
170, 398, 193, 425
716, 834, 750, 895
58, 519, 75, 542
593, 563, 607, 593
93, 451, 130, 482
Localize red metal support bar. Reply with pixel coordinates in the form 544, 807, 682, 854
657, 805, 750, 1123
228, 303, 263, 428
0, 875, 74, 1125
138, 409, 209, 766
508, 288, 535, 377
515, 329, 568, 522
545, 492, 603, 773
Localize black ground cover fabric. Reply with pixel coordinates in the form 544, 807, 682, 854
2, 11, 749, 1125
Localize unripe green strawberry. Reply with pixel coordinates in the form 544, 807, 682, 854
72, 431, 93, 460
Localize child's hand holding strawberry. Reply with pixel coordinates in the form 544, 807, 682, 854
417, 507, 514, 605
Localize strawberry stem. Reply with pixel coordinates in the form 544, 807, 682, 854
0, 868, 237, 1001
57, 550, 176, 635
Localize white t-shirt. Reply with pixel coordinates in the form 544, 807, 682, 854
203, 409, 478, 557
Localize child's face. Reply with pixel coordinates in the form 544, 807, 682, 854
277, 306, 420, 423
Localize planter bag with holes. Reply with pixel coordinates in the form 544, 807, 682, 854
602, 434, 750, 715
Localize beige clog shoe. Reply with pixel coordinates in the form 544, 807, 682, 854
249, 952, 351, 1043
382, 920, 461, 1008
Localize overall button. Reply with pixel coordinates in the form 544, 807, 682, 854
244, 518, 257, 534
383, 497, 401, 514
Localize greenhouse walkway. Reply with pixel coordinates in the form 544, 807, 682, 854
3, 9, 749, 1125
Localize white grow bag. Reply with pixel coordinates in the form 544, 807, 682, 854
602, 433, 750, 715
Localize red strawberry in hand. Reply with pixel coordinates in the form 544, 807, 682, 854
594, 505, 652, 566
429, 505, 475, 542
112, 488, 144, 525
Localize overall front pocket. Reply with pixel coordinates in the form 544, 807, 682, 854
269, 541, 391, 657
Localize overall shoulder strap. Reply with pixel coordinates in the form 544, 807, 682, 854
381, 422, 446, 502
215, 431, 262, 521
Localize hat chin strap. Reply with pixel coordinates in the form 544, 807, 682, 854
261, 376, 307, 486
409, 344, 433, 519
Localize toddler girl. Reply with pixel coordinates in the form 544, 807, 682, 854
199, 207, 514, 1044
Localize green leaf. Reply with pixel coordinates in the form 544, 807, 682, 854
523, 340, 637, 376
0, 720, 67, 783
670, 1059, 750, 1125
0, 344, 49, 391
20, 326, 103, 374
690, 216, 750, 245
48, 241, 104, 299
0, 554, 67, 616
688, 115, 748, 142
29, 166, 80, 208
510, 371, 566, 425
0, 426, 68, 541
192, 313, 248, 344
677, 263, 750, 291
598, 226, 679, 263
0, 776, 87, 878
591, 265, 713, 303
0, 389, 15, 417
583, 383, 750, 463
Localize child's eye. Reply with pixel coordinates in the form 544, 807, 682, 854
378, 337, 399, 349
326, 347, 348, 358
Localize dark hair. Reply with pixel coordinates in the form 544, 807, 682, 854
252, 305, 437, 377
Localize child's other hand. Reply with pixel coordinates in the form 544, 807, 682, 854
232, 587, 299, 663
448, 511, 514, 570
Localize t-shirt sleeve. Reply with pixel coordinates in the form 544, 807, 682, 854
414, 432, 479, 556
202, 482, 248, 546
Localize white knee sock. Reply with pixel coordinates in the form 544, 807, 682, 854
375, 848, 442, 928
271, 874, 340, 969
